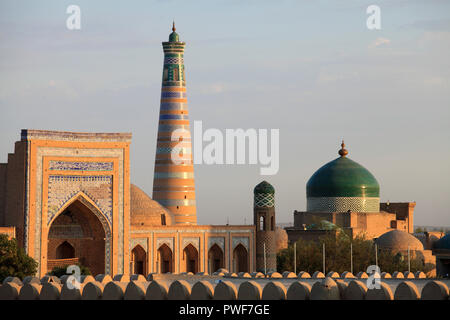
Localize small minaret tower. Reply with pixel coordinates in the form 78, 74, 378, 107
254, 181, 277, 273
152, 23, 197, 225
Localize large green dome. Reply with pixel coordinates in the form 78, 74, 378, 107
306, 156, 380, 198
306, 142, 380, 213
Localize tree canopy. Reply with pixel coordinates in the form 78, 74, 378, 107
277, 232, 434, 276
0, 234, 38, 282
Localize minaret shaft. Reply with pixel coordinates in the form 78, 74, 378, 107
152, 28, 197, 225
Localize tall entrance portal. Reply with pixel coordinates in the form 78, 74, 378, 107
47, 198, 107, 276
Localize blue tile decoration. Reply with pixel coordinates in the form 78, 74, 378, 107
47, 175, 113, 225
49, 161, 114, 171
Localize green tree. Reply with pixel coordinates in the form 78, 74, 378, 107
277, 232, 434, 276
0, 234, 38, 282
48, 263, 91, 278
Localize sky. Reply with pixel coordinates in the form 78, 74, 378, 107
0, 0, 449, 227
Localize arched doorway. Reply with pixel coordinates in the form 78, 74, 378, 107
158, 244, 173, 273
47, 198, 107, 276
183, 244, 199, 274
131, 245, 147, 275
56, 241, 75, 259
208, 244, 224, 273
233, 244, 248, 273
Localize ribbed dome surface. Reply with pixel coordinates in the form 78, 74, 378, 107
375, 230, 424, 251
130, 184, 174, 226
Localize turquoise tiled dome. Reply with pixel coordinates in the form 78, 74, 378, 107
306, 156, 380, 198
169, 31, 179, 42
306, 220, 338, 231
434, 234, 450, 250
169, 22, 179, 42
306, 142, 380, 213
254, 181, 275, 195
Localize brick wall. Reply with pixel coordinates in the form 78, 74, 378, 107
3, 141, 27, 248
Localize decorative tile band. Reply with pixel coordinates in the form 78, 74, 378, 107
208, 237, 225, 251
49, 161, 113, 171
154, 171, 194, 179
254, 193, 275, 208
307, 197, 380, 213
159, 114, 189, 120
157, 124, 191, 132
160, 102, 188, 110
161, 91, 187, 98
157, 199, 196, 207
156, 147, 191, 154
164, 57, 184, 64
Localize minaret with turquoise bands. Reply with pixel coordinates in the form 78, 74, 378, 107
152, 23, 197, 225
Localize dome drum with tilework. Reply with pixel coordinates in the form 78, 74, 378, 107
254, 181, 275, 208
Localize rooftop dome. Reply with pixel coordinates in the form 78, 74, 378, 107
254, 181, 275, 195
375, 230, 424, 251
306, 141, 380, 213
306, 220, 339, 231
433, 233, 450, 250
130, 184, 174, 226
169, 21, 179, 42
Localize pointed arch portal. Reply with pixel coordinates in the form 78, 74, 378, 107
158, 244, 173, 273
183, 243, 199, 274
131, 245, 147, 275
208, 244, 224, 274
233, 244, 249, 273
47, 195, 110, 276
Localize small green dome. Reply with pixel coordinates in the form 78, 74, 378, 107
306, 143, 379, 198
434, 234, 450, 250
254, 181, 275, 195
169, 21, 179, 42
169, 31, 179, 42
306, 220, 338, 231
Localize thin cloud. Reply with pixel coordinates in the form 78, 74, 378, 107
368, 37, 391, 48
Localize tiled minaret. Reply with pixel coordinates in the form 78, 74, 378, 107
152, 23, 197, 225
254, 181, 277, 273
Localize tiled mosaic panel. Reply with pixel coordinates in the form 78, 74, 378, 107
254, 193, 275, 208
307, 197, 380, 213
232, 237, 249, 251
47, 175, 113, 225
49, 161, 113, 171
130, 238, 148, 252
164, 57, 184, 64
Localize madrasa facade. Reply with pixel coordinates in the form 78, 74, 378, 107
0, 26, 279, 278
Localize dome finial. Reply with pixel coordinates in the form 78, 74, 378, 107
172, 20, 176, 32
338, 139, 348, 157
